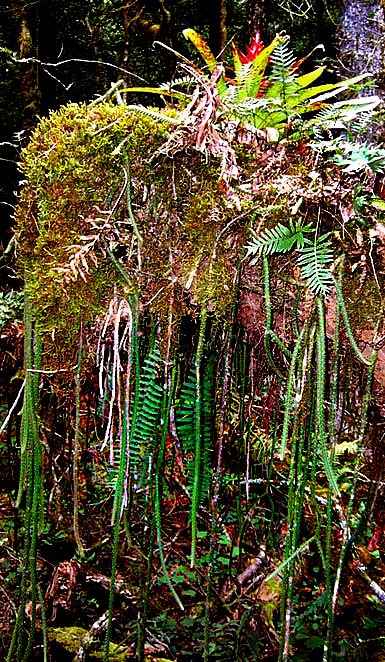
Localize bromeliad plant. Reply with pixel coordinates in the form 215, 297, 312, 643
182, 28, 380, 139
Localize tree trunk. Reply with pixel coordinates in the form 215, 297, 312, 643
10, 0, 40, 129
246, 0, 271, 45
206, 0, 227, 58
336, 0, 385, 139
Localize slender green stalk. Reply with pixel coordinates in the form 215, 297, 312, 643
329, 265, 342, 447
103, 406, 128, 662
280, 327, 306, 459
324, 266, 342, 662
263, 257, 285, 380
327, 343, 378, 660
291, 289, 302, 337
190, 307, 207, 569
236, 339, 247, 529
265, 329, 292, 358
73, 319, 85, 559
205, 262, 240, 661
204, 507, 216, 662
333, 276, 370, 366
38, 584, 48, 662
279, 417, 299, 662
316, 298, 339, 494
21, 433, 41, 662
136, 519, 155, 662
154, 368, 184, 610
121, 151, 143, 245
9, 290, 43, 662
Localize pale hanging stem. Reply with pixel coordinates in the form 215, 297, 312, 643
0, 379, 25, 434
0, 50, 147, 82
283, 584, 293, 662
116, 312, 123, 467
165, 248, 175, 367
101, 300, 123, 461
112, 301, 125, 465
97, 308, 113, 399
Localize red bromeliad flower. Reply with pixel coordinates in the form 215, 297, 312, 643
236, 32, 264, 64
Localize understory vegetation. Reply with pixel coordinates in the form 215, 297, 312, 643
1, 31, 385, 662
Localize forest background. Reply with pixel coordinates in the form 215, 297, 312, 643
1, 1, 385, 662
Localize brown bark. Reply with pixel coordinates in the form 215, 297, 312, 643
246, 0, 271, 45
206, 0, 227, 58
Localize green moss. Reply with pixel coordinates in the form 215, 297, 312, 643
18, 97, 366, 369
15, 99, 250, 367
47, 626, 128, 659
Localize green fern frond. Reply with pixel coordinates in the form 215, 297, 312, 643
297, 233, 334, 295
248, 219, 313, 257
176, 356, 214, 505
125, 105, 180, 125
333, 141, 385, 174
130, 345, 164, 483
268, 37, 297, 86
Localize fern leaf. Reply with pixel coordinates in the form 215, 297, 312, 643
248, 219, 312, 257
269, 37, 297, 85
232, 34, 284, 100
129, 345, 164, 483
175, 356, 214, 505
297, 233, 334, 295
266, 36, 298, 110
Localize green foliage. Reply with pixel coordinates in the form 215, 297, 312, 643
0, 290, 23, 328
297, 233, 334, 295
248, 221, 334, 294
269, 37, 297, 85
182, 29, 379, 138
130, 344, 164, 485
176, 354, 215, 507
332, 141, 385, 174
8, 27, 384, 662
248, 218, 312, 255
229, 33, 284, 101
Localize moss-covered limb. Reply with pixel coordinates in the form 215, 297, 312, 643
47, 625, 128, 660
14, 102, 172, 344
14, 99, 243, 375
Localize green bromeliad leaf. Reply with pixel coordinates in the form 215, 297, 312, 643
182, 28, 218, 73
231, 34, 285, 100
